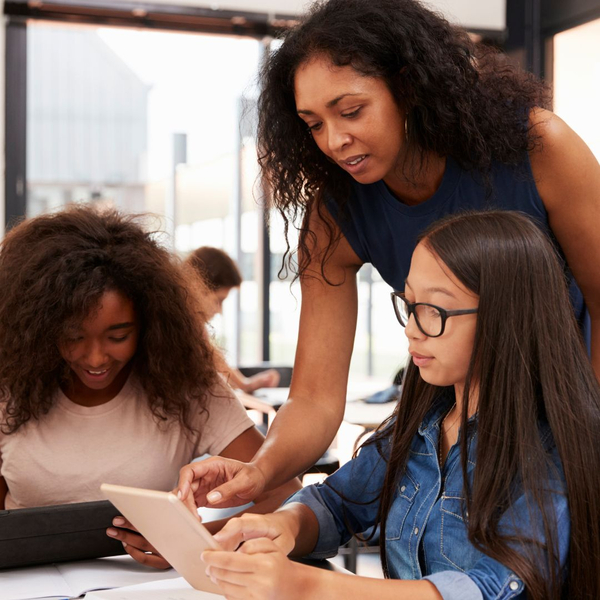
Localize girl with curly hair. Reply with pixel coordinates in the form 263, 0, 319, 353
178, 0, 600, 513
202, 211, 600, 600
0, 206, 299, 568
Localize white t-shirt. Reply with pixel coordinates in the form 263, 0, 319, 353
0, 376, 253, 509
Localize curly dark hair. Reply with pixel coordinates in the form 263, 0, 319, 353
0, 206, 219, 434
257, 0, 552, 278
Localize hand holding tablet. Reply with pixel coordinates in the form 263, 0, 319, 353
101, 483, 223, 594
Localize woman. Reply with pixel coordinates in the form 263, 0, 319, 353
0, 206, 299, 568
202, 211, 600, 599
176, 0, 600, 509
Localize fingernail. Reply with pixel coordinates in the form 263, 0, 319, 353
113, 517, 125, 526
106, 528, 118, 537
207, 491, 222, 503
177, 490, 182, 500
122, 542, 127, 548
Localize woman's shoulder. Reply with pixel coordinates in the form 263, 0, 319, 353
191, 379, 250, 423
529, 108, 573, 150
528, 107, 599, 213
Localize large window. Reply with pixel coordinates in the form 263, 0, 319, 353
23, 19, 408, 379
552, 18, 600, 162
25, 22, 272, 365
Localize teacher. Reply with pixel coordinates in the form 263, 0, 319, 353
177, 0, 600, 507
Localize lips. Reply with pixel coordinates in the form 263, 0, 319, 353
410, 351, 433, 367
342, 154, 366, 166
339, 153, 370, 176
80, 366, 112, 382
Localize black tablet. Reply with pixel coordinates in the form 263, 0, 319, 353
0, 500, 126, 569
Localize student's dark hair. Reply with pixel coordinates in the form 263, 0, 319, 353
186, 246, 242, 290
0, 207, 220, 435
358, 211, 600, 599
257, 0, 551, 280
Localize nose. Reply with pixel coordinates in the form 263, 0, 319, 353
404, 313, 425, 340
326, 122, 352, 155
84, 340, 109, 367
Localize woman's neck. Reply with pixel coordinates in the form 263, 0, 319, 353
384, 152, 446, 206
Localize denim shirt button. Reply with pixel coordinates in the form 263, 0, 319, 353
414, 527, 419, 535
509, 580, 519, 591
400, 485, 406, 492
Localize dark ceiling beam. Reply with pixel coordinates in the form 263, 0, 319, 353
3, 0, 297, 38
541, 0, 600, 36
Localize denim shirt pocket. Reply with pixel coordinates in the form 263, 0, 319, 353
386, 470, 420, 541
440, 494, 484, 570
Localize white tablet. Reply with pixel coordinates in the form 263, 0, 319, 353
101, 483, 222, 594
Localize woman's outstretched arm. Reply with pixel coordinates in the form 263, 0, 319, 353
177, 211, 363, 507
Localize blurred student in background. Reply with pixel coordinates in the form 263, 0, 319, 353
186, 246, 280, 393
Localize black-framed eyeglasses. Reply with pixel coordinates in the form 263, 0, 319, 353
391, 292, 478, 338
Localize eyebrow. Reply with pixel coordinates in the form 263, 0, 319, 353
297, 93, 363, 115
404, 280, 457, 300
106, 322, 136, 331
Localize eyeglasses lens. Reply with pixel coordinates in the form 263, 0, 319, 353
395, 297, 443, 337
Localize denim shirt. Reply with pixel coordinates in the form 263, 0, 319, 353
287, 396, 569, 600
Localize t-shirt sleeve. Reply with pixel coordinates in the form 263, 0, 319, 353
194, 381, 254, 457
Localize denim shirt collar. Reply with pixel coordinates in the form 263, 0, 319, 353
417, 388, 460, 436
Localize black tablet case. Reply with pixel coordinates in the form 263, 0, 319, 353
0, 500, 127, 569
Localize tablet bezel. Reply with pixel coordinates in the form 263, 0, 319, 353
101, 483, 222, 594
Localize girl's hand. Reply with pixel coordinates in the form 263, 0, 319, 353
203, 538, 306, 600
176, 457, 267, 509
106, 515, 171, 569
213, 512, 296, 555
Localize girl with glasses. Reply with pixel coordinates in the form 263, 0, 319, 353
202, 210, 600, 599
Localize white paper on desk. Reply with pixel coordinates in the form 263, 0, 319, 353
84, 576, 225, 599
0, 564, 68, 600
0, 555, 180, 600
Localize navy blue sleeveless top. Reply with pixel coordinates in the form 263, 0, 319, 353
326, 155, 590, 348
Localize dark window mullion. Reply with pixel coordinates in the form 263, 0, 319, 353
5, 18, 27, 229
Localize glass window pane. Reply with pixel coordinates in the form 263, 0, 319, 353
27, 22, 263, 365
553, 19, 600, 161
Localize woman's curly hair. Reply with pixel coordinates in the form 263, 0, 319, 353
0, 206, 219, 434
257, 0, 552, 278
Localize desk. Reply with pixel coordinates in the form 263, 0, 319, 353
2, 555, 349, 600
238, 378, 397, 430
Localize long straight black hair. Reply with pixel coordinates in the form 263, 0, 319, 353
362, 211, 600, 599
